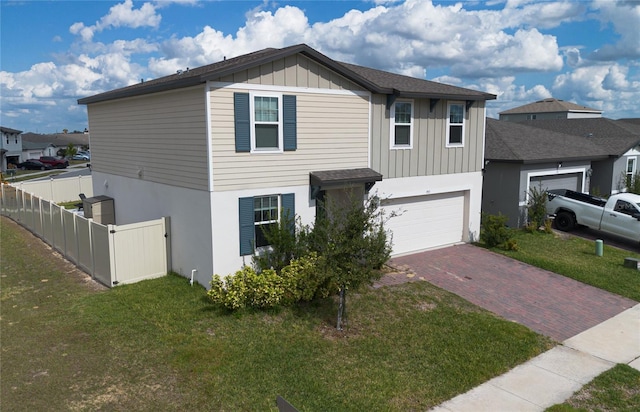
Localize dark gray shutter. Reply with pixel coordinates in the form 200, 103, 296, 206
283, 95, 297, 151
239, 197, 254, 255
281, 193, 295, 233
234, 93, 250, 152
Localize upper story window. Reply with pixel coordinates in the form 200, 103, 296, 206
234, 92, 297, 153
390, 100, 413, 149
446, 102, 465, 147
252, 94, 282, 151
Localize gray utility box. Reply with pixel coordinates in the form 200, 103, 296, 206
83, 195, 115, 225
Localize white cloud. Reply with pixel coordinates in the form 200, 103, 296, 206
70, 0, 161, 42
552, 62, 640, 117
589, 0, 640, 61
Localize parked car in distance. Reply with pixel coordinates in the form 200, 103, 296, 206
39, 156, 69, 169
17, 159, 53, 170
71, 152, 90, 160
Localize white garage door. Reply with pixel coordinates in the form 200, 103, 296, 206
381, 191, 465, 255
530, 173, 582, 192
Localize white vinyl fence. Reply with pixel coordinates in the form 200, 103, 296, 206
1, 180, 170, 287
11, 174, 94, 203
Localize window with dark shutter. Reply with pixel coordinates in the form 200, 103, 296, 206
234, 93, 251, 152
238, 193, 295, 255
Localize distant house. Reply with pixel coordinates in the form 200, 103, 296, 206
517, 118, 640, 196
1, 126, 23, 170
483, 118, 640, 227
78, 43, 496, 287
483, 119, 608, 227
22, 132, 90, 155
499, 98, 602, 121
21, 141, 58, 160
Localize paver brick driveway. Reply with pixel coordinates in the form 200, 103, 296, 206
378, 244, 637, 341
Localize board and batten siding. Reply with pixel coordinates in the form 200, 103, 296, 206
215, 55, 366, 91
86, 86, 209, 190
209, 87, 370, 191
371, 97, 486, 179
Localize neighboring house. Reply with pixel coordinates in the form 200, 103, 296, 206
21, 141, 58, 160
483, 119, 609, 227
22, 132, 90, 155
78, 44, 496, 288
1, 126, 23, 170
483, 118, 640, 227
499, 98, 602, 121
518, 118, 640, 196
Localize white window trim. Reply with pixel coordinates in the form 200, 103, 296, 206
390, 99, 414, 149
446, 101, 465, 148
627, 157, 637, 177
254, 194, 281, 251
250, 91, 283, 153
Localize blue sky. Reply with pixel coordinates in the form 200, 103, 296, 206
1, 0, 639, 133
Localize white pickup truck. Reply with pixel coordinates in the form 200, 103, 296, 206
546, 189, 640, 243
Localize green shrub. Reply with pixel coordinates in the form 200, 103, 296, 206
209, 253, 330, 310
527, 183, 548, 228
480, 213, 511, 248
252, 211, 305, 274
208, 266, 283, 310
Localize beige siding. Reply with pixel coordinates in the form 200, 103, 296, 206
217, 55, 365, 91
210, 87, 370, 191
87, 86, 209, 190
371, 98, 486, 178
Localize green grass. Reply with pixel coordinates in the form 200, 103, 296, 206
547, 364, 640, 412
0, 217, 554, 411
485, 229, 640, 302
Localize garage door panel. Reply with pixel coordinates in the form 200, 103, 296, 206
530, 173, 581, 192
382, 192, 464, 255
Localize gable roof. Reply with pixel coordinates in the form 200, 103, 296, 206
485, 118, 610, 163
78, 44, 496, 105
22, 141, 57, 151
499, 98, 602, 115
1, 126, 23, 134
517, 118, 640, 157
22, 132, 90, 147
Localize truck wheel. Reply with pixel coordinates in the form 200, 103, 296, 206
555, 211, 575, 231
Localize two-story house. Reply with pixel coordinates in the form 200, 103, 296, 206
1, 126, 23, 170
499, 98, 603, 121
78, 44, 496, 287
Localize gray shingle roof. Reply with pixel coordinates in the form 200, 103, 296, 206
485, 118, 610, 163
517, 118, 640, 156
1, 126, 23, 134
79, 44, 496, 105
499, 98, 602, 115
22, 132, 90, 147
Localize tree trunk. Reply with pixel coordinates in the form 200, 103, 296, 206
336, 285, 346, 330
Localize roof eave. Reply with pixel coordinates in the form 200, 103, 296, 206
78, 76, 204, 105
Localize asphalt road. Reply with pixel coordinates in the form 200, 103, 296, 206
27, 164, 91, 181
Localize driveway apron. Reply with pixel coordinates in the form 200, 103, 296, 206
380, 244, 637, 341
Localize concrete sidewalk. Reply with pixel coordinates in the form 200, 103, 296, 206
431, 304, 640, 412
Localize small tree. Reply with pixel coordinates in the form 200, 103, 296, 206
526, 183, 548, 229
252, 210, 305, 274
62, 143, 77, 158
312, 192, 392, 330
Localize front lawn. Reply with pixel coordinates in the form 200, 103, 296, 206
486, 229, 640, 302
0, 217, 553, 411
547, 364, 640, 411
